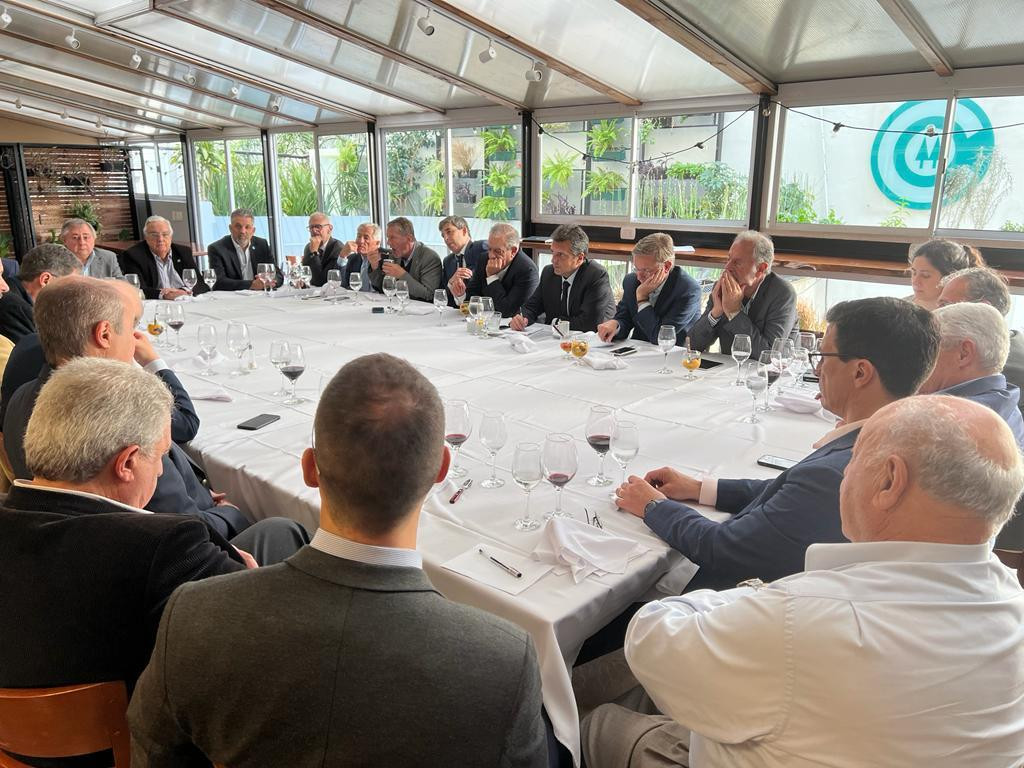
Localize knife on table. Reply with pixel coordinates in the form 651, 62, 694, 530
449, 479, 473, 504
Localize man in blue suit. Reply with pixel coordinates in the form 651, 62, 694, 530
439, 215, 487, 306
596, 233, 701, 345
457, 223, 539, 318
615, 297, 940, 591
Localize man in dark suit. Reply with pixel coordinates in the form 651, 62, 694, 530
340, 221, 382, 290
129, 353, 547, 768
205, 208, 281, 291
509, 223, 615, 333
366, 216, 442, 302
118, 215, 208, 300
439, 214, 488, 306
301, 212, 348, 287
688, 230, 796, 357
597, 232, 701, 345
456, 223, 539, 317
0, 243, 80, 344
615, 297, 940, 591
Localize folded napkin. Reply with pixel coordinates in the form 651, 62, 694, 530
188, 385, 233, 402
172, 293, 209, 302
235, 289, 260, 296
508, 334, 539, 354
186, 350, 227, 370
532, 517, 648, 583
399, 303, 436, 316
581, 351, 627, 370
579, 331, 614, 348
270, 286, 316, 299
774, 388, 822, 414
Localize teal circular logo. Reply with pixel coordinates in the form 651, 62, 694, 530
870, 99, 994, 210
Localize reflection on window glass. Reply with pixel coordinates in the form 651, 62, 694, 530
938, 96, 1023, 232
777, 101, 943, 228
141, 146, 159, 196
635, 111, 752, 223
157, 143, 185, 197
539, 118, 632, 218
451, 124, 522, 239
384, 129, 445, 250
275, 132, 316, 259
319, 132, 372, 243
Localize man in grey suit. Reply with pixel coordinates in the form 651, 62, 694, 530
61, 218, 123, 279
368, 216, 442, 301
129, 353, 547, 768
688, 230, 796, 357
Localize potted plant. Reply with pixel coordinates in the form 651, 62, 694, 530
475, 195, 510, 220
422, 159, 447, 215
481, 127, 517, 161
484, 162, 516, 197
67, 200, 102, 236
587, 119, 626, 161
583, 168, 627, 201
452, 140, 480, 178
541, 152, 575, 190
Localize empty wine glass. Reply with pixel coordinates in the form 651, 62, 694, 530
181, 268, 197, 297
542, 433, 578, 519
269, 339, 291, 397
395, 279, 409, 314
281, 343, 306, 405
681, 345, 701, 380
166, 303, 185, 351
789, 347, 808, 390
609, 420, 640, 493
196, 323, 217, 377
226, 321, 251, 376
742, 359, 768, 424
257, 263, 275, 296
585, 405, 615, 487
479, 410, 507, 489
383, 275, 397, 313
433, 289, 447, 326
326, 269, 341, 303
512, 442, 543, 531
349, 272, 363, 294
300, 265, 313, 288
771, 338, 794, 387
124, 273, 140, 289
732, 334, 752, 386
202, 268, 217, 296
444, 399, 472, 479
757, 351, 777, 412
656, 325, 676, 374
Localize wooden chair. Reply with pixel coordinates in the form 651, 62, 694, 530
994, 549, 1024, 588
0, 682, 130, 767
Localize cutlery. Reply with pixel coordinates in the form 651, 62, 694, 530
449, 478, 473, 504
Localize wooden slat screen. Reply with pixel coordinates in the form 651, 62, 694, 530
22, 146, 133, 244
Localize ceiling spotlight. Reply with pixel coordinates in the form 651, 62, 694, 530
60, 108, 69, 119
64, 28, 80, 49
184, 69, 197, 85
129, 48, 142, 69
416, 8, 434, 35
229, 83, 240, 98
524, 61, 543, 82
269, 96, 281, 112
478, 39, 496, 64
14, 96, 21, 109
0, 6, 12, 29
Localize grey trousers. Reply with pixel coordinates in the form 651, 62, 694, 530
581, 686, 691, 768
230, 517, 310, 565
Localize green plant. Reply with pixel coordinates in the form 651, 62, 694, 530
475, 195, 510, 219
587, 119, 624, 158
667, 162, 704, 180
542, 152, 575, 189
67, 200, 102, 235
323, 138, 369, 215
0, 233, 11, 259
583, 168, 626, 198
695, 162, 747, 220
1002, 220, 1024, 232
278, 160, 317, 215
485, 162, 515, 192
117, 227, 134, 241
480, 127, 516, 157
941, 147, 1012, 230
775, 178, 841, 225
879, 199, 910, 228
230, 155, 268, 215
422, 159, 447, 216
386, 130, 436, 214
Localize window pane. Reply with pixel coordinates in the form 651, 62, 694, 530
228, 138, 267, 217
193, 140, 228, 248
141, 146, 160, 196
938, 96, 1022, 232
275, 132, 317, 261
384, 129, 446, 252
157, 143, 185, 197
319, 132, 372, 243
451, 124, 522, 239
776, 101, 946, 228
539, 118, 632, 218
635, 111, 752, 223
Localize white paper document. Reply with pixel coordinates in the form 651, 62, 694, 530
443, 543, 552, 595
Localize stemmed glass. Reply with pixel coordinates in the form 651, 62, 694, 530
757, 350, 777, 412
433, 289, 447, 326
166, 303, 185, 351
383, 275, 397, 313
150, 304, 170, 349
742, 359, 768, 424
771, 338, 794, 387
468, 296, 483, 332
124, 273, 140, 290
731, 334, 751, 386
444, 399, 472, 479
349, 272, 363, 303
269, 340, 291, 397
202, 268, 217, 297
542, 433, 578, 519
512, 442, 543, 531
478, 297, 495, 337
181, 268, 197, 297
609, 420, 640, 500
681, 345, 701, 380
585, 405, 615, 487
395, 279, 410, 314
479, 410, 507, 489
196, 323, 217, 377
570, 333, 589, 366
226, 321, 251, 376
788, 348, 808, 390
300, 265, 313, 288
281, 343, 306, 405
656, 325, 675, 374
257, 263, 275, 296
289, 264, 304, 290
326, 269, 341, 303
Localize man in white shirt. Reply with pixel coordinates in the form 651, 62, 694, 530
583, 394, 1024, 768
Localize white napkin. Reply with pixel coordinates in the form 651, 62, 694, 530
188, 386, 233, 402
398, 303, 436, 316
173, 293, 209, 302
235, 289, 260, 296
270, 286, 315, 299
532, 517, 648, 583
183, 350, 227, 370
420, 478, 467, 525
581, 351, 627, 370
579, 331, 614, 348
442, 544, 552, 596
774, 388, 822, 414
508, 335, 538, 354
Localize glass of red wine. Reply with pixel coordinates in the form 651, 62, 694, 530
281, 343, 306, 405
585, 405, 615, 487
542, 432, 578, 519
444, 399, 472, 479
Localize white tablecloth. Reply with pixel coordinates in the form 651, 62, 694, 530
151, 291, 832, 765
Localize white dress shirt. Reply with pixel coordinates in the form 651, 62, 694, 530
309, 528, 422, 569
626, 540, 1024, 767
152, 251, 185, 291
232, 239, 253, 281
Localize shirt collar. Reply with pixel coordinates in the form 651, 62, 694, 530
812, 418, 867, 449
150, 249, 171, 263
310, 528, 422, 569
939, 374, 1005, 395
13, 479, 152, 514
232, 238, 250, 251
806, 540, 994, 572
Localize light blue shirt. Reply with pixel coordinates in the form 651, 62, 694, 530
310, 528, 422, 569
151, 250, 184, 291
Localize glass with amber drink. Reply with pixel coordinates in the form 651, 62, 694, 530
570, 334, 589, 366
559, 338, 573, 359
459, 301, 470, 317
148, 304, 168, 348
682, 346, 701, 380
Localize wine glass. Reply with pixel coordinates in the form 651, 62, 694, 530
479, 410, 507, 489
585, 405, 615, 487
202, 268, 217, 296
656, 325, 676, 374
681, 345, 701, 380
349, 272, 363, 294
731, 334, 752, 386
326, 269, 341, 303
757, 350, 777, 412
478, 297, 495, 337
226, 321, 251, 376
300, 265, 313, 288
281, 343, 306, 405
166, 303, 185, 351
570, 333, 589, 366
742, 360, 768, 424
609, 420, 640, 501
512, 442, 543, 531
181, 268, 197, 297
395, 279, 410, 314
383, 275, 397, 313
789, 348, 808, 390
542, 433, 578, 519
257, 263, 275, 296
196, 323, 217, 377
269, 339, 291, 397
444, 399, 472, 479
124, 274, 141, 294
148, 305, 168, 349
770, 338, 793, 387
433, 289, 448, 326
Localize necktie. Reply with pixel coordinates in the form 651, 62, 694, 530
456, 253, 465, 269
560, 279, 570, 320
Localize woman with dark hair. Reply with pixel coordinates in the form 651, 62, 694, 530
906, 239, 984, 310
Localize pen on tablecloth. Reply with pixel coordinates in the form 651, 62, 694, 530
478, 547, 522, 579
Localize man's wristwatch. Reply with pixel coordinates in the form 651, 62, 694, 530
642, 498, 664, 518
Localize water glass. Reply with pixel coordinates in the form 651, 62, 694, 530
609, 420, 640, 500
349, 272, 363, 296
269, 339, 291, 397
656, 325, 675, 374
433, 289, 448, 326
742, 360, 768, 424
731, 334, 752, 386
326, 269, 341, 302
512, 442, 543, 531
395, 280, 410, 314
226, 321, 251, 376
757, 351, 777, 412
181, 268, 197, 296
124, 273, 140, 289
257, 263, 275, 296
479, 410, 508, 489
383, 276, 398, 313
196, 323, 217, 377
202, 268, 217, 295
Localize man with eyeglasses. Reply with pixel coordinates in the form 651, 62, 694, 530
597, 233, 701, 344
119, 216, 207, 300
301, 212, 346, 288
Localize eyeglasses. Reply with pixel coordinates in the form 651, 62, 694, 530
807, 352, 844, 367
308, 224, 328, 232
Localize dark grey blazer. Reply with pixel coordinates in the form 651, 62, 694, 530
128, 547, 547, 768
368, 242, 443, 301
688, 271, 797, 357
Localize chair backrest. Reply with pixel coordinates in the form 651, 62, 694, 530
0, 682, 130, 767
994, 549, 1024, 588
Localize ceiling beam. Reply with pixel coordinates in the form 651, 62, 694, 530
875, 0, 954, 77
427, 0, 641, 107
250, 0, 525, 112
0, 99, 143, 137
614, 0, 776, 94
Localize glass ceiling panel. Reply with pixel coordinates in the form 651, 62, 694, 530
660, 0, 926, 83
908, 0, 1024, 69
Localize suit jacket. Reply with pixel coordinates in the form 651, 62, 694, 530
301, 237, 345, 288
442, 239, 488, 305
463, 250, 540, 317
521, 259, 616, 332
128, 546, 547, 768
84, 247, 123, 279
645, 428, 858, 592
119, 242, 209, 300
688, 271, 797, 357
206, 235, 281, 291
369, 242, 442, 302
0, 276, 35, 344
941, 374, 1024, 448
1004, 330, 1024, 418
612, 266, 702, 344
0, 332, 43, 426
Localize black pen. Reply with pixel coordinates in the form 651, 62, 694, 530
477, 547, 522, 579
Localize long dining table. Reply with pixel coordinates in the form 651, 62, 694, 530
154, 287, 835, 765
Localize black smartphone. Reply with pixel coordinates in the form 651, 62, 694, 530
237, 414, 281, 431
610, 346, 636, 356
698, 358, 723, 369
757, 454, 799, 471
378, 247, 394, 262
803, 373, 820, 383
